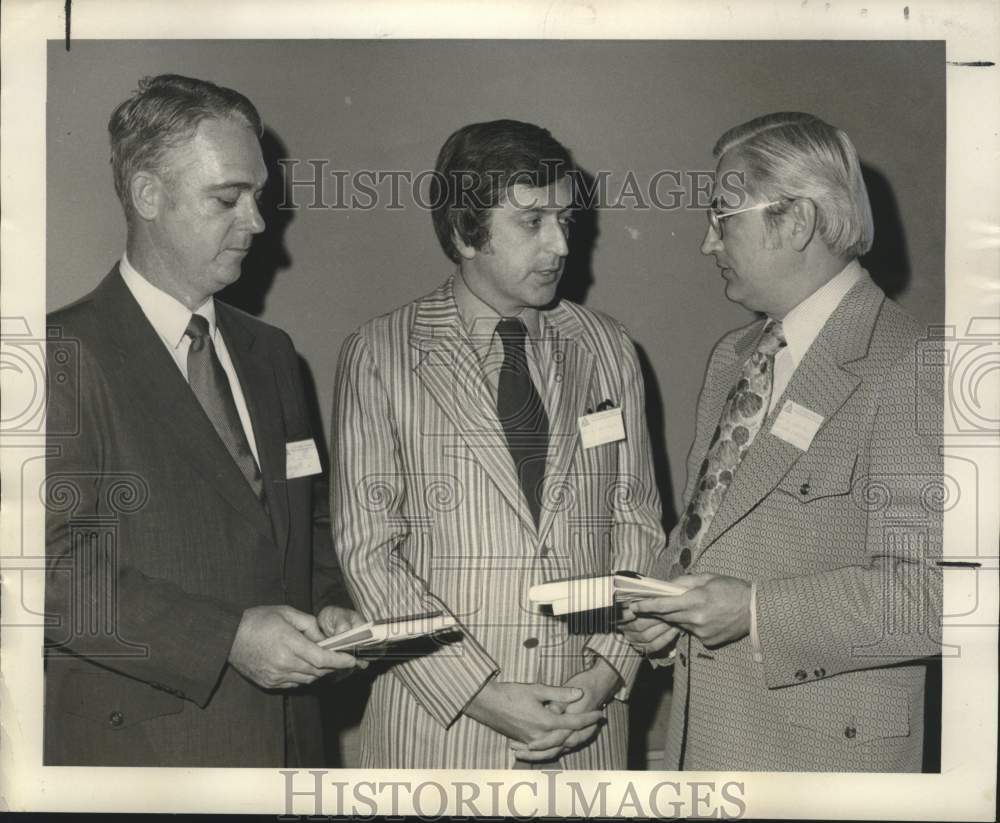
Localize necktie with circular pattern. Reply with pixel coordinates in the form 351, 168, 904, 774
673, 318, 786, 572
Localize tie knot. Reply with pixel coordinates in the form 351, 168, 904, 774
757, 319, 787, 356
496, 317, 528, 350
185, 314, 211, 351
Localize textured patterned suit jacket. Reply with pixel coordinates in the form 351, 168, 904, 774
659, 273, 943, 772
44, 268, 335, 766
331, 278, 665, 768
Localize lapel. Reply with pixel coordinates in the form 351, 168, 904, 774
94, 268, 274, 540
697, 275, 885, 556
409, 280, 594, 541
217, 302, 291, 557
535, 302, 595, 545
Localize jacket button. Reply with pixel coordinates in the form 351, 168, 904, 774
844, 725, 857, 739
794, 669, 808, 681
679, 548, 692, 568
814, 668, 826, 678
108, 711, 124, 728
678, 651, 687, 666
799, 482, 811, 496
523, 637, 539, 649
539, 545, 550, 558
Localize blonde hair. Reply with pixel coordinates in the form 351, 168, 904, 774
714, 112, 873, 258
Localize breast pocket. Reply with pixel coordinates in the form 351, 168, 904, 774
778, 451, 858, 503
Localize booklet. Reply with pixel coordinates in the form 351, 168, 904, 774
318, 611, 460, 654
528, 570, 690, 615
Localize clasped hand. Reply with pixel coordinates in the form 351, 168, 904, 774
229, 604, 368, 690
620, 573, 752, 652
466, 659, 621, 763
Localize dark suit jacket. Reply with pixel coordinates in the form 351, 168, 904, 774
44, 267, 335, 766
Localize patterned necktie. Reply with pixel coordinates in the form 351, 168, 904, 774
185, 315, 265, 501
674, 318, 786, 569
496, 317, 549, 528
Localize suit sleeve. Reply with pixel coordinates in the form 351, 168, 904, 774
330, 330, 499, 727
583, 322, 667, 698
44, 332, 243, 707
755, 343, 943, 687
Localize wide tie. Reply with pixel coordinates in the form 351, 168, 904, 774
496, 317, 550, 529
673, 318, 786, 570
185, 314, 265, 501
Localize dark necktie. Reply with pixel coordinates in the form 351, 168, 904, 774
496, 317, 549, 528
185, 314, 265, 501
674, 318, 786, 571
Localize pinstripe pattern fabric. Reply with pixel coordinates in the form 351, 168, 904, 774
331, 277, 665, 768
658, 274, 943, 772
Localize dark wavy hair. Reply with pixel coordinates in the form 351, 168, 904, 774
430, 119, 574, 263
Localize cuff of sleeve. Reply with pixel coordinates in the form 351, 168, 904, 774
750, 580, 764, 664
584, 633, 641, 701
394, 634, 500, 728
649, 646, 678, 669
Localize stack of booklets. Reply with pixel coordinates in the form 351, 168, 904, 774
318, 611, 460, 655
528, 571, 689, 615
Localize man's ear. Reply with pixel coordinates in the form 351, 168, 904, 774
453, 228, 478, 261
788, 198, 817, 252
130, 170, 164, 221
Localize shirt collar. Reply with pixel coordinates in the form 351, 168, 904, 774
119, 251, 216, 348
773, 259, 866, 367
452, 270, 543, 347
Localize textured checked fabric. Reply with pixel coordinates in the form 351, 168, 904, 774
675, 319, 785, 565
331, 277, 666, 768
185, 314, 264, 500
496, 317, 549, 528
656, 275, 943, 772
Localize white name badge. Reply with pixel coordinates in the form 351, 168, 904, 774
286, 438, 322, 479
770, 400, 824, 451
578, 407, 626, 449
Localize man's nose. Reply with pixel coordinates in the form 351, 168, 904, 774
244, 197, 266, 234
700, 222, 722, 256
548, 221, 570, 258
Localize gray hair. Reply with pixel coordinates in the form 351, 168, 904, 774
714, 112, 873, 258
109, 74, 262, 221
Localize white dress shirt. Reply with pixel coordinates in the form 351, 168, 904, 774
452, 271, 552, 410
119, 253, 260, 464
768, 259, 866, 413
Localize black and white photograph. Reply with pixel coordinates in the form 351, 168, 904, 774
1, 0, 997, 818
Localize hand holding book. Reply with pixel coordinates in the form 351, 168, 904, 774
317, 610, 461, 657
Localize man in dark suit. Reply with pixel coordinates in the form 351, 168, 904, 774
44, 74, 364, 767
621, 112, 942, 771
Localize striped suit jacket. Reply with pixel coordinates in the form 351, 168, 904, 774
659, 273, 943, 772
330, 278, 665, 768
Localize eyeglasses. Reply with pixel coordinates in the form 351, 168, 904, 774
706, 198, 785, 238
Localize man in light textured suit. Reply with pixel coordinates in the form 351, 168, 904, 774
45, 74, 364, 766
621, 112, 943, 771
330, 120, 666, 768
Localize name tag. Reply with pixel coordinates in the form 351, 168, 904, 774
770, 400, 824, 451
578, 408, 626, 449
286, 438, 322, 479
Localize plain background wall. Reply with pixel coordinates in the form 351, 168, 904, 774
46, 39, 945, 766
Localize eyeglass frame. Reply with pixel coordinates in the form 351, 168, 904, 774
706, 197, 787, 238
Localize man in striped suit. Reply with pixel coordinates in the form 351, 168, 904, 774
328, 120, 666, 768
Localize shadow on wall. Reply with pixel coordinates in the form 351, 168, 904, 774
556, 167, 598, 307
219, 127, 294, 316
859, 162, 911, 301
